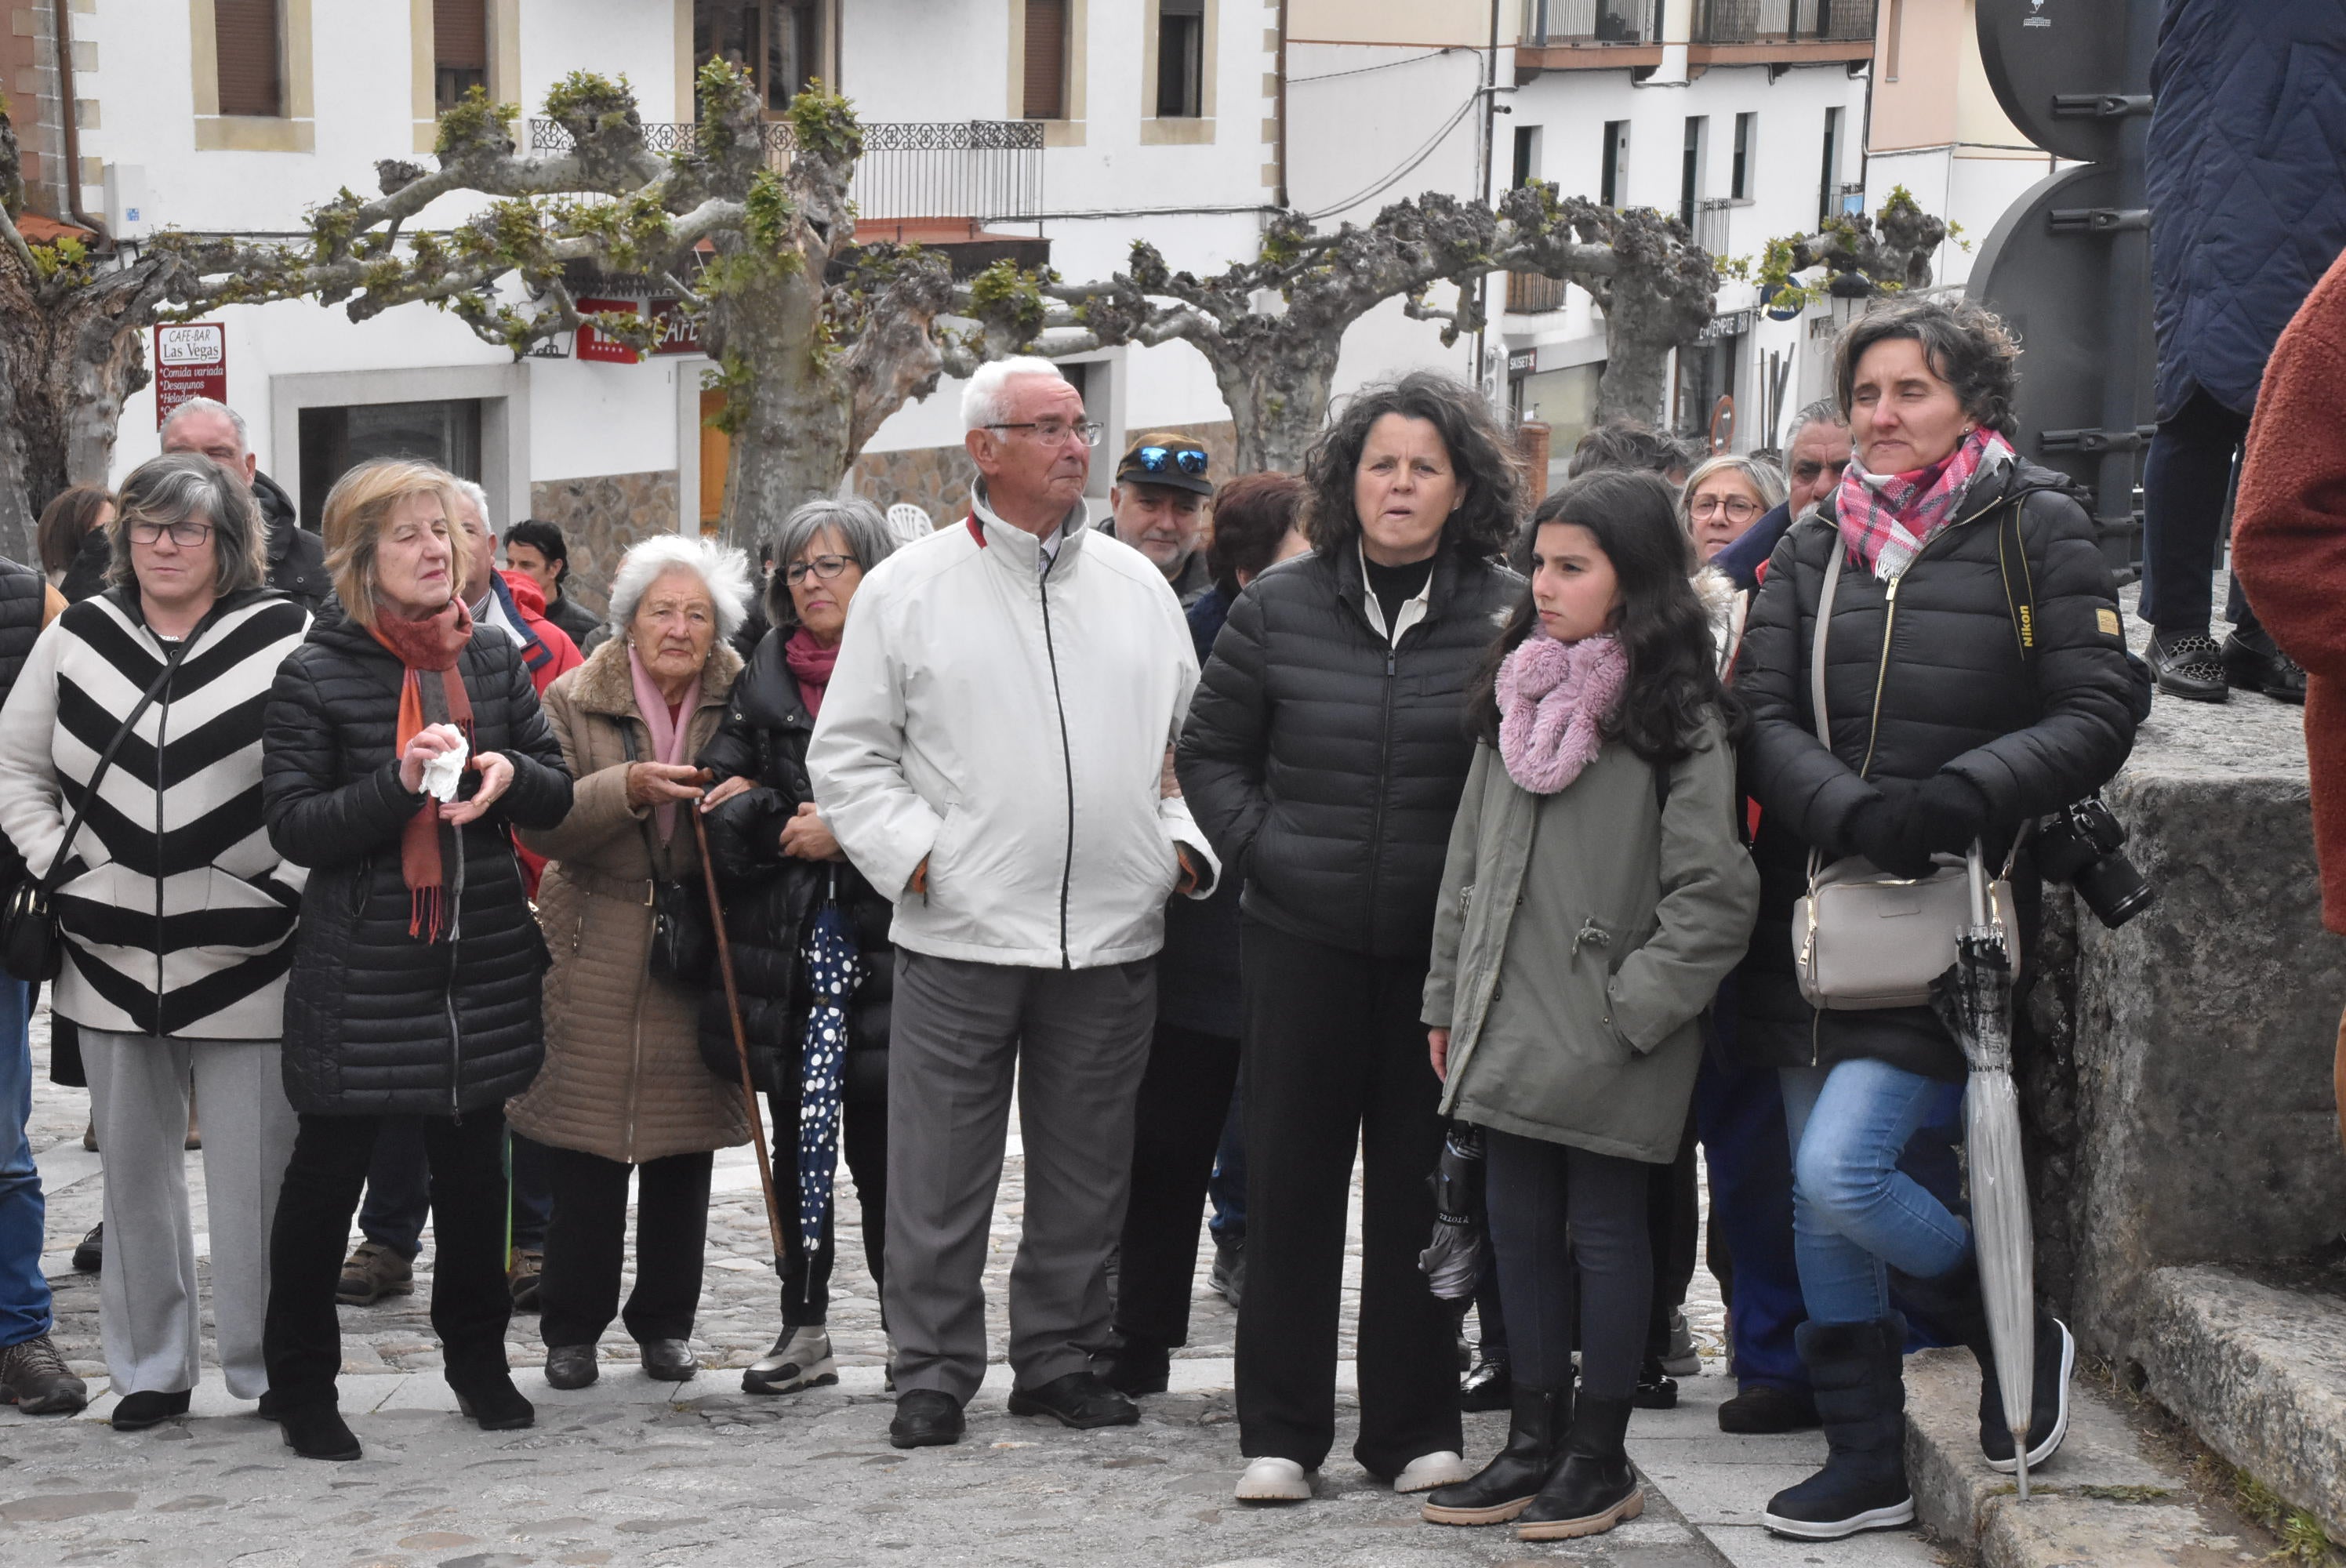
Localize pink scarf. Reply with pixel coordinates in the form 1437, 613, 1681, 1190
1834, 426, 2014, 580
1496, 633, 1629, 795
783, 627, 839, 720
627, 646, 696, 844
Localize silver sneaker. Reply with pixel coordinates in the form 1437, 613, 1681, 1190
742, 1327, 836, 1396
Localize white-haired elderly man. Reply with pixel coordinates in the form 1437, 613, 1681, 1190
810, 356, 1222, 1449
448, 480, 583, 697
63, 398, 332, 611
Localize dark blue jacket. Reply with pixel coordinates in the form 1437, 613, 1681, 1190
1712, 501, 1793, 593
2148, 0, 2346, 419
1157, 586, 1241, 1038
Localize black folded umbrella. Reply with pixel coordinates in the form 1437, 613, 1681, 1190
1420, 1122, 1487, 1301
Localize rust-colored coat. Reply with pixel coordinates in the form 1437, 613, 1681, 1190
507, 636, 748, 1163
2235, 245, 2346, 936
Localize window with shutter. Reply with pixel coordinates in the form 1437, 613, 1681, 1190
434, 0, 488, 114
1156, 0, 1203, 119
1023, 0, 1067, 121
215, 0, 285, 118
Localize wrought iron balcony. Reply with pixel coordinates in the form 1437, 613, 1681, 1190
1693, 197, 1735, 258
1697, 0, 1877, 45
525, 118, 1046, 224
1521, 0, 1664, 45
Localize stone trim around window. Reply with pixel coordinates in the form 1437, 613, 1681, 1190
191, 0, 316, 154
1138, 0, 1216, 146
1008, 0, 1088, 149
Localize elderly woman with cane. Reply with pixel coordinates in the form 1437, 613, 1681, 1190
507, 535, 755, 1390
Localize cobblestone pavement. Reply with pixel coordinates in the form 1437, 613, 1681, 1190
4, 1005, 1952, 1568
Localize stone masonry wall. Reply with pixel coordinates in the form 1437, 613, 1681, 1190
528, 468, 678, 621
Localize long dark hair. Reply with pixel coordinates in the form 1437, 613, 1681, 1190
1301, 372, 1523, 561
1465, 469, 1739, 766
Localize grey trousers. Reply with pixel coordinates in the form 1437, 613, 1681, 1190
884, 951, 1156, 1403
83, 1029, 297, 1399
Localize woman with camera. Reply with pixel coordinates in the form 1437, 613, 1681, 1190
1733, 299, 2141, 1540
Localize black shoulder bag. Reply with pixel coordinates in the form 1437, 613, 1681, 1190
614, 718, 715, 986
2, 639, 198, 982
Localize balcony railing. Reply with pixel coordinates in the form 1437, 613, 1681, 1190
1693, 197, 1735, 257
1522, 0, 1664, 44
1506, 270, 1569, 314
526, 118, 1046, 223
1696, 0, 1876, 44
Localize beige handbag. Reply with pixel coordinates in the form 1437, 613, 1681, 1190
1791, 543, 2017, 1011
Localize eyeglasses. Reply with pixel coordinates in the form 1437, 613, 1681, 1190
986, 419, 1105, 448
1126, 445, 1209, 477
1688, 495, 1763, 523
784, 554, 859, 585
128, 520, 214, 548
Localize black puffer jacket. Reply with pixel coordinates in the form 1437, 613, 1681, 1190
0, 555, 52, 891
1178, 543, 1520, 960
698, 629, 893, 1108
263, 612, 572, 1116
1732, 459, 2141, 1080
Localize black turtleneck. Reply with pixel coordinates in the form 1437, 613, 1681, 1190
1363, 554, 1434, 633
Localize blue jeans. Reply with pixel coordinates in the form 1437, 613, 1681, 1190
0, 978, 53, 1348
1781, 1059, 1970, 1325
1206, 1090, 1245, 1243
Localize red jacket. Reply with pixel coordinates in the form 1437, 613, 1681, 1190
2235, 245, 2346, 933
498, 569, 583, 695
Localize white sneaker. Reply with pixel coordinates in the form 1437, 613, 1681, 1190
1235, 1457, 1313, 1502
1393, 1450, 1472, 1494
741, 1327, 835, 1396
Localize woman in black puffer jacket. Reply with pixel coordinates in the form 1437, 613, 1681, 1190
1178, 372, 1521, 1501
260, 459, 572, 1461
699, 498, 900, 1399
1734, 299, 2141, 1543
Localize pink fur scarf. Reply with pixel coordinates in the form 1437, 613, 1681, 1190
1496, 633, 1629, 794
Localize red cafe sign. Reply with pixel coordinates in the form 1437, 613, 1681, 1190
574, 296, 703, 363
154, 323, 227, 427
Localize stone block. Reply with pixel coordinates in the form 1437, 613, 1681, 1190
2134, 1263, 2346, 1541
526, 468, 678, 619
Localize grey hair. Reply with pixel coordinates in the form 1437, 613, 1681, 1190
1785, 397, 1847, 448
158, 397, 249, 455
765, 497, 900, 628
448, 477, 494, 537
961, 356, 1066, 431
606, 534, 754, 644
107, 452, 270, 597
1678, 453, 1789, 533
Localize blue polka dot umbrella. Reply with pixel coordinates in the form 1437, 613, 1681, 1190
794, 885, 861, 1256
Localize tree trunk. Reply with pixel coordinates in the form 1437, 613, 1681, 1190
1594, 321, 1673, 428
1214, 336, 1340, 475
703, 267, 855, 551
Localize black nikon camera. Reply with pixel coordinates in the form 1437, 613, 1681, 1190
2036, 797, 2154, 928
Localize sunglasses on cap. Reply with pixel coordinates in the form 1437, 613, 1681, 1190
1125, 445, 1209, 477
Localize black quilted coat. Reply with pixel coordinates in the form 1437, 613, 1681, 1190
1732, 459, 2141, 1080
697, 629, 893, 1107
262, 613, 572, 1115
1177, 542, 1519, 960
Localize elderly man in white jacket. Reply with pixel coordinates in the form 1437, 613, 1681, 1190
809, 357, 1220, 1450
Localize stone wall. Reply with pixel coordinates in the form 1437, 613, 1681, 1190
2025, 684, 2346, 1362
527, 469, 678, 619
847, 420, 1245, 533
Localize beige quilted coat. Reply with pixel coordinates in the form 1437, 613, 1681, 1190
508, 636, 749, 1163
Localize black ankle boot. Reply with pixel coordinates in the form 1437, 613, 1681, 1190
448, 1370, 535, 1431
1099, 1333, 1170, 1396
1515, 1395, 1642, 1541
279, 1401, 362, 1461
1458, 1345, 1512, 1412
1762, 1316, 1916, 1540
1420, 1383, 1569, 1526
1892, 1254, 2074, 1472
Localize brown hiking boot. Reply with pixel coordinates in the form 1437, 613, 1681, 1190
336, 1241, 415, 1305
507, 1247, 544, 1312
0, 1334, 89, 1414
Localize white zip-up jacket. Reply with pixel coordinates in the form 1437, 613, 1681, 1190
808, 490, 1221, 969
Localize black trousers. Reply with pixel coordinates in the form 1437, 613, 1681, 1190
1235, 920, 1459, 1477
772, 1093, 888, 1327
1645, 1118, 1701, 1359
2142, 383, 2260, 637
1113, 1022, 1241, 1350
537, 1146, 713, 1348
264, 1109, 513, 1410
1484, 1128, 1652, 1401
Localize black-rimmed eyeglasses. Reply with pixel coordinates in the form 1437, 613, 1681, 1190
784, 554, 859, 586
128, 520, 214, 547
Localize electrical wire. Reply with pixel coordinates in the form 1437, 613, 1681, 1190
1288, 45, 1473, 85
1304, 86, 1486, 221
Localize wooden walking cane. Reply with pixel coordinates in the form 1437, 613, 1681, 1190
693, 807, 790, 1273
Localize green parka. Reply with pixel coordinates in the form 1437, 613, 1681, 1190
1423, 716, 1760, 1163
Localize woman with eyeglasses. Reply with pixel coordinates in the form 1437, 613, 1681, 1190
1680, 455, 1788, 565
0, 454, 312, 1432
698, 498, 903, 1396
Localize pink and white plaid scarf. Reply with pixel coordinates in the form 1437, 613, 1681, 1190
1834, 426, 2014, 580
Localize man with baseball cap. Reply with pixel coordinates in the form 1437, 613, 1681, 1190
1102, 433, 1215, 604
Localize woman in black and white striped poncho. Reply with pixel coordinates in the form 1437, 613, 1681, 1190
0, 454, 310, 1433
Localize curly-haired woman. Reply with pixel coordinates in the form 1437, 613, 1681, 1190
1178, 372, 1523, 1503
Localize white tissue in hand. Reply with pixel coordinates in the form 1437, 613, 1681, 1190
419, 729, 470, 803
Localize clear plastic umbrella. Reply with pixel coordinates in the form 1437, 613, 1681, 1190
1931, 846, 2038, 1500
